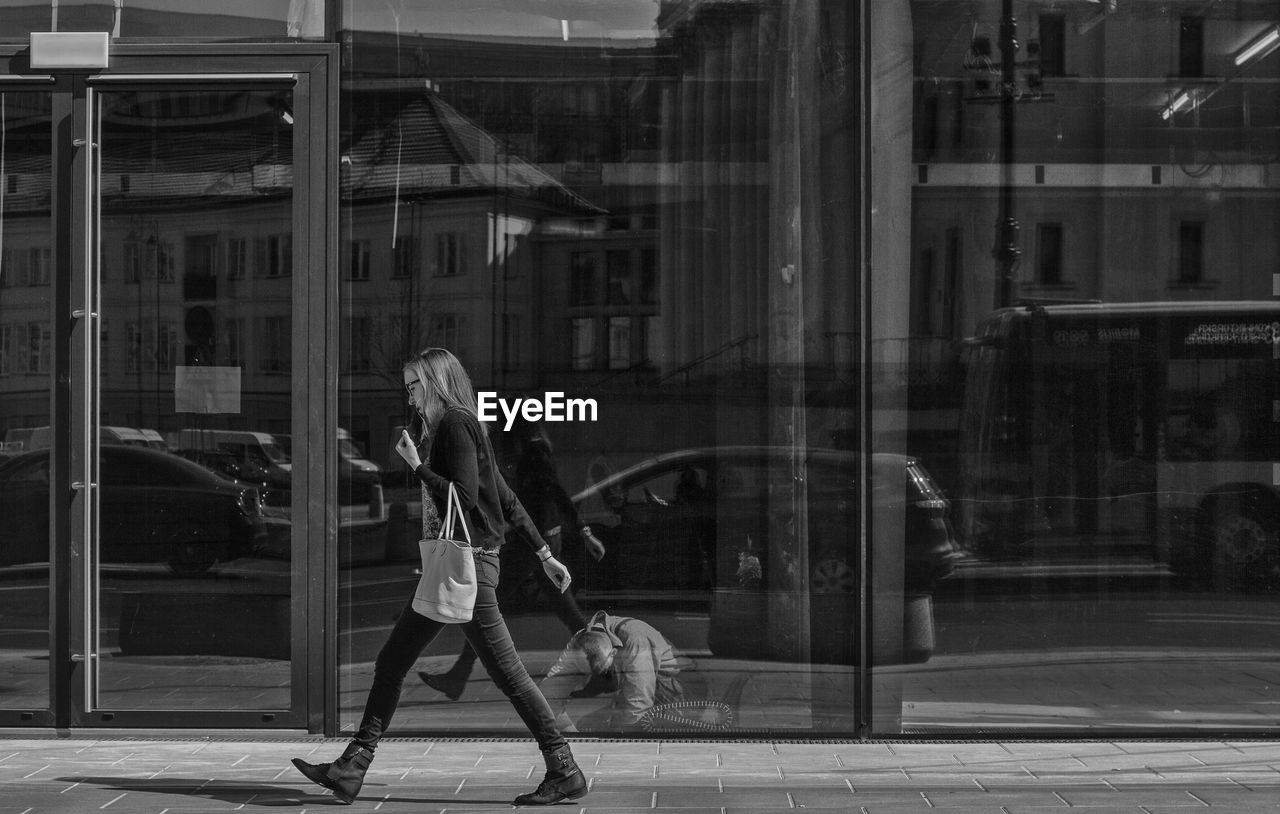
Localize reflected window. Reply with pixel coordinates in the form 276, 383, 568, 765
224, 318, 244, 367
123, 239, 141, 282
1035, 222, 1064, 285
25, 322, 50, 374
344, 316, 372, 373
608, 316, 631, 370
641, 316, 660, 365
639, 249, 657, 305
435, 232, 465, 277
606, 250, 631, 305
156, 321, 177, 372
257, 234, 292, 278
503, 314, 521, 367
571, 252, 596, 305
226, 237, 247, 280
430, 313, 460, 349
259, 316, 290, 374
346, 239, 371, 281
1038, 14, 1065, 77
27, 247, 50, 286
571, 317, 596, 371
393, 237, 417, 279
1177, 221, 1204, 284
1179, 16, 1204, 77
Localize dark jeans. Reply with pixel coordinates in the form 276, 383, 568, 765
353, 549, 567, 755
446, 538, 589, 678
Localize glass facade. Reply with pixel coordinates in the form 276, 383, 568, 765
0, 0, 1277, 737
896, 0, 1280, 733
335, 0, 880, 737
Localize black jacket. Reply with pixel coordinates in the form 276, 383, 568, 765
414, 408, 544, 552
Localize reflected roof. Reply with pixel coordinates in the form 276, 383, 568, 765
0, 88, 601, 215
343, 93, 604, 212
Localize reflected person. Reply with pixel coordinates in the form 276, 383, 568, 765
291, 348, 587, 807
545, 611, 684, 731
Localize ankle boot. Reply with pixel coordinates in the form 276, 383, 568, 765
290, 742, 373, 804
512, 744, 587, 806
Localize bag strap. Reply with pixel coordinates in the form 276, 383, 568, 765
442, 482, 473, 545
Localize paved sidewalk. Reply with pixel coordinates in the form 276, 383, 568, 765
3, 736, 1280, 812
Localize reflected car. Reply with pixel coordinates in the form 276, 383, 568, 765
0, 446, 265, 575
337, 429, 382, 478
567, 447, 959, 664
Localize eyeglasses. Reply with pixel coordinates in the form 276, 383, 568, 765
405, 379, 421, 394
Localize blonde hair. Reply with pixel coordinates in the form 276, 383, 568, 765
404, 347, 486, 438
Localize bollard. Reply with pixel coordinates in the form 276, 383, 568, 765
901, 593, 936, 664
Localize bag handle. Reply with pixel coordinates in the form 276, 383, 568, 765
441, 482, 473, 546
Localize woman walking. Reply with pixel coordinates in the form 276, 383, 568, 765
419, 418, 611, 701
291, 348, 587, 807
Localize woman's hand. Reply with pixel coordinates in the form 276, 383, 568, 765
539, 549, 573, 593
395, 429, 422, 469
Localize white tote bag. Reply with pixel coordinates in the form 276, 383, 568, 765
411, 483, 477, 623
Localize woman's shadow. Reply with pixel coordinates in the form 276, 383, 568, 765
58, 775, 333, 807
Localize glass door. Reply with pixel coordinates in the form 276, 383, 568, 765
86, 76, 300, 721
0, 47, 335, 729
0, 86, 54, 724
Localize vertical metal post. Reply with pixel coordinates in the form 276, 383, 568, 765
993, 0, 1021, 309
49, 79, 73, 731
69, 76, 99, 717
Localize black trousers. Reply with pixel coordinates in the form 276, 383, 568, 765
353, 549, 568, 754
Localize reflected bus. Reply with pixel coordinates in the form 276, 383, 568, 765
957, 301, 1279, 591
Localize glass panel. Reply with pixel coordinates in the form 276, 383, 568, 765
0, 0, 325, 41
885, 0, 1280, 732
0, 91, 52, 712
339, 1, 867, 737
94, 88, 295, 710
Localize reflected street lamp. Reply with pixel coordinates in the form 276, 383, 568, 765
992, 0, 1020, 310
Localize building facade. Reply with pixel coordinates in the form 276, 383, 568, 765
0, 0, 1278, 737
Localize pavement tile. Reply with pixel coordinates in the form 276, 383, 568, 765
922, 789, 1068, 806
1104, 776, 1221, 787
1184, 786, 1280, 805
3, 737, 1280, 812
1055, 788, 1207, 806
1002, 808, 1148, 813
787, 786, 863, 807
584, 810, 726, 814
1144, 809, 1280, 813
1224, 777, 1280, 789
